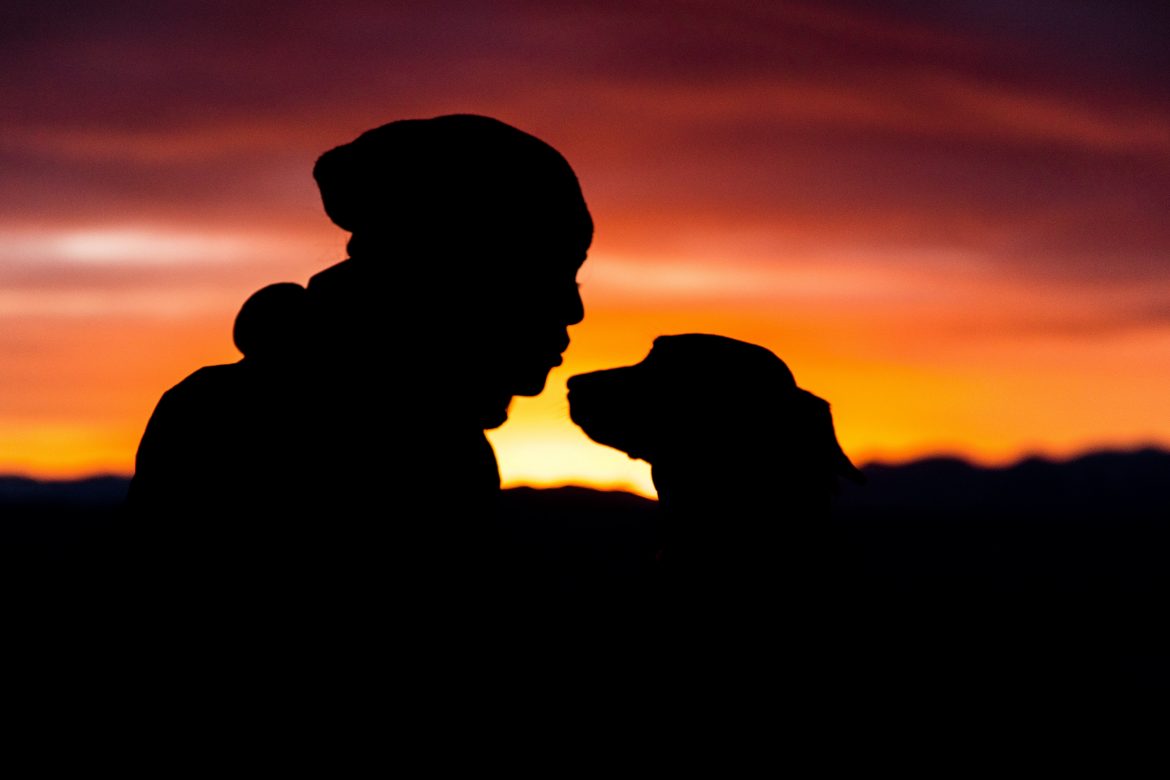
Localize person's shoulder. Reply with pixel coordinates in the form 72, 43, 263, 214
134, 363, 247, 474
171, 362, 243, 388
157, 363, 247, 409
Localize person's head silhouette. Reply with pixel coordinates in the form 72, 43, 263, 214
311, 114, 593, 427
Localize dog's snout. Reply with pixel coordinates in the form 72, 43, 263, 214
566, 372, 596, 411
567, 370, 608, 395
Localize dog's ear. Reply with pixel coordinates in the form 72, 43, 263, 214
828, 421, 866, 486
793, 389, 866, 488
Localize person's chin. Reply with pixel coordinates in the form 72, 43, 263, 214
481, 405, 510, 430
511, 373, 551, 397
477, 389, 513, 429
476, 368, 554, 428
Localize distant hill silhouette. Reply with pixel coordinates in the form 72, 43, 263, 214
0, 475, 127, 558
830, 448, 1170, 594
838, 447, 1170, 519
0, 474, 129, 509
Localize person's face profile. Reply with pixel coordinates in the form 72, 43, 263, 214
469, 224, 589, 401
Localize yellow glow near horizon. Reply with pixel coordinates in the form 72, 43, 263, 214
0, 424, 140, 479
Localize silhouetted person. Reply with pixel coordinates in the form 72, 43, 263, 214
127, 115, 592, 613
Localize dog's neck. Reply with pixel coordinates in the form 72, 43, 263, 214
652, 453, 826, 505
650, 454, 831, 566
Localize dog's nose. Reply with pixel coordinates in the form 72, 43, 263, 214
566, 372, 600, 400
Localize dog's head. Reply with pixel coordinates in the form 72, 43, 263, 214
567, 334, 863, 488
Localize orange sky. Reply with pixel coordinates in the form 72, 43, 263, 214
3, 1, 1169, 495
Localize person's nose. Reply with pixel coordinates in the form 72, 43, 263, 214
563, 283, 584, 326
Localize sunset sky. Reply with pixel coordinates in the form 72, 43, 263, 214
3, 1, 1168, 495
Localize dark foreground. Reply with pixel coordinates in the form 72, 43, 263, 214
3, 450, 1168, 701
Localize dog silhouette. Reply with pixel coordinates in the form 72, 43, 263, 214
568, 334, 862, 595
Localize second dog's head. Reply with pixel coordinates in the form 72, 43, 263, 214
567, 334, 863, 491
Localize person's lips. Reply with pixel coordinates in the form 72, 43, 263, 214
548, 334, 570, 365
